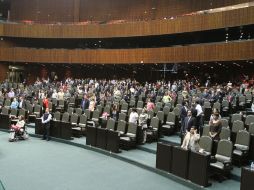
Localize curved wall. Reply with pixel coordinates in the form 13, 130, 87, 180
1, 7, 254, 38
0, 41, 253, 64
9, 0, 252, 22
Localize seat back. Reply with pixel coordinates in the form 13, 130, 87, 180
58, 99, 65, 107
79, 114, 87, 124
232, 120, 244, 133
61, 112, 70, 123
150, 117, 160, 130
67, 107, 74, 115
129, 100, 136, 107
103, 106, 111, 115
10, 109, 18, 117
157, 111, 164, 123
118, 112, 126, 121
1, 107, 9, 115
53, 111, 61, 121
4, 99, 11, 107
147, 110, 154, 119
92, 110, 100, 119
245, 115, 254, 126
48, 101, 53, 112
204, 101, 211, 108
164, 102, 172, 109
231, 114, 242, 123
96, 105, 103, 115
156, 102, 163, 109
238, 96, 246, 104
27, 103, 34, 113
106, 118, 115, 131
18, 109, 26, 117
84, 109, 91, 119
202, 125, 210, 136
137, 101, 143, 109
121, 103, 128, 111
216, 140, 233, 161
220, 127, 231, 140
69, 97, 75, 104
163, 106, 170, 116
166, 112, 175, 123
213, 102, 221, 111
127, 123, 137, 135
222, 100, 229, 108
75, 108, 83, 116
173, 107, 180, 118
249, 123, 254, 135
34, 105, 41, 113
221, 119, 229, 128
117, 120, 126, 134
199, 136, 213, 154
70, 113, 79, 124
235, 130, 250, 148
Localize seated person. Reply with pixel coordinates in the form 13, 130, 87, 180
209, 112, 222, 140
181, 127, 200, 152
10, 97, 19, 110
10, 115, 25, 133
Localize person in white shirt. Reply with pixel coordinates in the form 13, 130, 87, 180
195, 100, 203, 134
129, 108, 139, 124
51, 89, 58, 99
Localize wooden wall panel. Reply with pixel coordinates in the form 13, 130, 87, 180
9, 0, 252, 22
0, 24, 3, 36
2, 7, 254, 38
0, 41, 253, 64
0, 63, 8, 82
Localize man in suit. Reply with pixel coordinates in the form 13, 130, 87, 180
180, 110, 196, 144
18, 96, 26, 109
81, 94, 90, 112
41, 108, 52, 141
180, 101, 188, 131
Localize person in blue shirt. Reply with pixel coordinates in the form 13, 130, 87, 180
10, 98, 19, 109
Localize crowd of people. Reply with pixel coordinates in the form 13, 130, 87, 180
1, 76, 254, 145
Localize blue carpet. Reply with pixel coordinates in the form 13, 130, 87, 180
0, 133, 192, 190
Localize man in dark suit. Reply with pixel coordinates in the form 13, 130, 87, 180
180, 110, 196, 144
81, 94, 90, 112
180, 101, 188, 130
18, 96, 26, 109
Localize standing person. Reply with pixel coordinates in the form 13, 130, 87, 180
41, 108, 52, 141
129, 108, 139, 124
18, 96, 26, 109
209, 112, 222, 140
195, 100, 203, 134
139, 108, 149, 144
180, 101, 188, 133
81, 94, 90, 112
180, 110, 196, 144
42, 95, 49, 111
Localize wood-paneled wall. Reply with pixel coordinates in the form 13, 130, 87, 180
0, 41, 253, 64
2, 7, 254, 38
0, 64, 8, 82
9, 0, 252, 22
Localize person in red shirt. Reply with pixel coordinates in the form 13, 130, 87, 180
42, 96, 49, 111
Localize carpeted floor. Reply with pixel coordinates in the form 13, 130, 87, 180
0, 132, 192, 190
